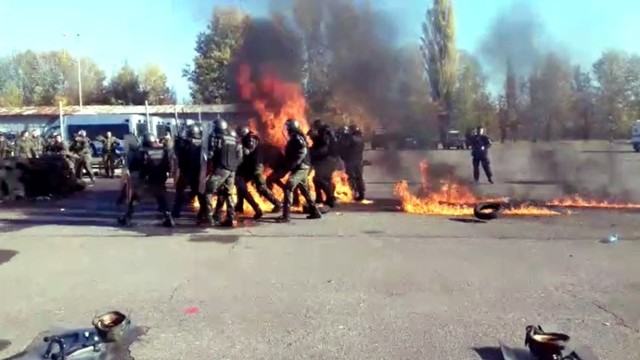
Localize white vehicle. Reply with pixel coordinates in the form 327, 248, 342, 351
632, 120, 640, 152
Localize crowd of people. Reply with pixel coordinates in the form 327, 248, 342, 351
118, 118, 366, 228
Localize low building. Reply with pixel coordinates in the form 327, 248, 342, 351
0, 104, 256, 134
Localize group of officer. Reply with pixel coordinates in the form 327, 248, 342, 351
117, 118, 366, 228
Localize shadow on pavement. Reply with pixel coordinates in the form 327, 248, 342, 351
472, 346, 531, 359
581, 150, 634, 154
0, 250, 18, 266
0, 178, 402, 237
449, 217, 487, 224
0, 339, 10, 352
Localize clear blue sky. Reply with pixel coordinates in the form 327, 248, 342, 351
1, 0, 639, 102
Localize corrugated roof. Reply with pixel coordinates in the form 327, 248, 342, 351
0, 104, 254, 116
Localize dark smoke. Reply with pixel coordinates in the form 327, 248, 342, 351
478, 1, 553, 83
227, 18, 304, 90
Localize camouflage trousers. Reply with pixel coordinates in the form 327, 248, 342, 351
203, 168, 235, 220
282, 165, 316, 218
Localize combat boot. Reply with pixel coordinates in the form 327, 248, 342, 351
270, 202, 282, 213
117, 215, 132, 227
306, 205, 322, 219
253, 208, 263, 220
162, 212, 175, 228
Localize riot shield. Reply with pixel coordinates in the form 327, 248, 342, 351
198, 122, 211, 193
120, 134, 139, 204
167, 125, 179, 187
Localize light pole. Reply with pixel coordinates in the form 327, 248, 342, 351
62, 33, 82, 108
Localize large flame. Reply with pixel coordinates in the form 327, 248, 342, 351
192, 169, 353, 214
237, 63, 309, 148
191, 63, 357, 213
395, 161, 561, 216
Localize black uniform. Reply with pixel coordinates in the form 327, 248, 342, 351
172, 126, 204, 219
469, 129, 493, 183
342, 126, 366, 201
235, 130, 282, 219
203, 123, 242, 227
277, 119, 322, 222
309, 123, 338, 207
117, 136, 174, 227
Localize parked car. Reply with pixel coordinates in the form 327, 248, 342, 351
439, 130, 467, 150
371, 129, 430, 150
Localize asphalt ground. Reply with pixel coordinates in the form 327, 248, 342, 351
0, 141, 639, 359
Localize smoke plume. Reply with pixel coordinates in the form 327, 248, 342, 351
477, 1, 553, 83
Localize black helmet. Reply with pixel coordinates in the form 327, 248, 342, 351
237, 126, 250, 137
312, 119, 323, 129
348, 124, 361, 134
285, 119, 299, 134
141, 133, 157, 147
213, 118, 228, 134
186, 124, 202, 139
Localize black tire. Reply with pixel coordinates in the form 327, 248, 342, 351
473, 202, 503, 220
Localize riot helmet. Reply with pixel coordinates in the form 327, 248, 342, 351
236, 125, 250, 138
348, 124, 361, 135
141, 133, 157, 147
476, 125, 485, 135
312, 119, 323, 130
78, 130, 87, 137
186, 123, 202, 139
213, 118, 228, 134
284, 119, 299, 135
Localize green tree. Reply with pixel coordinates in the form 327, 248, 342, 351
536, 53, 573, 140
183, 7, 249, 104
0, 50, 108, 106
139, 64, 176, 105
453, 52, 493, 133
421, 0, 458, 140
503, 59, 518, 142
571, 66, 596, 139
0, 82, 24, 106
592, 50, 632, 138
107, 63, 145, 105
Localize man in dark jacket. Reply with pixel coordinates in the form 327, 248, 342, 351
342, 124, 366, 201
469, 126, 493, 184
277, 119, 322, 223
202, 119, 242, 227
234, 126, 282, 219
308, 119, 338, 207
117, 133, 174, 227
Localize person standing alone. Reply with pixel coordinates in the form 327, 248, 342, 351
469, 126, 493, 184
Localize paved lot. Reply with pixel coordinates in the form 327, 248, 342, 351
0, 142, 639, 359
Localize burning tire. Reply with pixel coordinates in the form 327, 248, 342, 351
473, 202, 503, 220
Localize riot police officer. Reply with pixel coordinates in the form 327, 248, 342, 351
100, 131, 119, 178
172, 123, 205, 219
70, 130, 95, 185
308, 119, 338, 207
117, 133, 174, 227
469, 125, 493, 183
277, 119, 322, 223
234, 126, 283, 219
342, 124, 366, 201
202, 118, 242, 227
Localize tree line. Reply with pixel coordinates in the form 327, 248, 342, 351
2, 1, 637, 141
182, 1, 640, 141
0, 50, 176, 107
